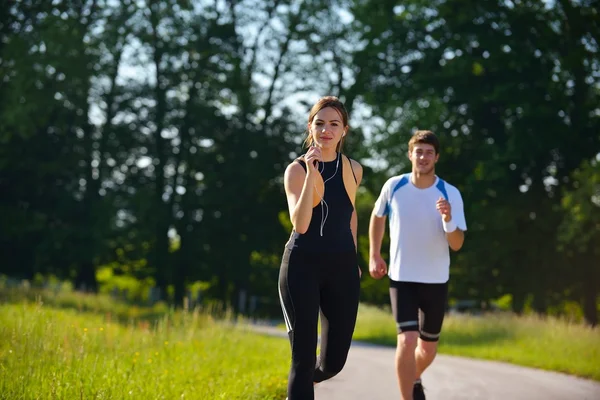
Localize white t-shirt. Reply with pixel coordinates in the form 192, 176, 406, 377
373, 173, 467, 283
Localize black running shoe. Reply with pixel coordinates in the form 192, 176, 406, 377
413, 381, 426, 400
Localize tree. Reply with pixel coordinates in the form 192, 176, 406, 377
349, 0, 600, 314
558, 159, 600, 326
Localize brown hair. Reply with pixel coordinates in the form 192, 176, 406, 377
303, 96, 349, 152
408, 130, 440, 154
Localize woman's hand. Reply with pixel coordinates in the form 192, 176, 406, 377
305, 146, 322, 176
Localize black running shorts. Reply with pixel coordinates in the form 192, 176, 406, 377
389, 279, 448, 342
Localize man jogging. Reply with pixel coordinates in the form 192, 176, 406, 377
369, 130, 467, 400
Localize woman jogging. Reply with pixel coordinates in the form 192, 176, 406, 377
278, 96, 363, 400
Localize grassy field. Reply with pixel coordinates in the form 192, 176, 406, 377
353, 304, 600, 381
1, 288, 598, 400
0, 296, 289, 400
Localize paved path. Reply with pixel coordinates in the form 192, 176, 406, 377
250, 326, 600, 400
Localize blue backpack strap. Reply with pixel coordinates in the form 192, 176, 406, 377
385, 174, 410, 216
436, 178, 448, 200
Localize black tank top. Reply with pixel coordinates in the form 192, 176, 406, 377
288, 155, 356, 253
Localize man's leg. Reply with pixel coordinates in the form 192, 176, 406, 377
415, 339, 438, 379
396, 331, 419, 399
414, 281, 449, 395
390, 280, 420, 400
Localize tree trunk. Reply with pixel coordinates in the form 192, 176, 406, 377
511, 290, 526, 314
149, 4, 171, 302
172, 233, 189, 307
582, 252, 598, 326
74, 260, 98, 292
582, 281, 598, 327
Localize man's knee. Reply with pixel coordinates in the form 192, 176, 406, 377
397, 331, 419, 351
417, 340, 438, 359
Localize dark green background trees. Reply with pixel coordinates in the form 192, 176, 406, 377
1, 0, 598, 325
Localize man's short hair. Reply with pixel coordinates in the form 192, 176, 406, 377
408, 130, 440, 154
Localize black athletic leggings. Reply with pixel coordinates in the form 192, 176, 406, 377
278, 247, 360, 400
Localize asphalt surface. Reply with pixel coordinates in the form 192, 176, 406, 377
313, 341, 600, 400
251, 325, 600, 400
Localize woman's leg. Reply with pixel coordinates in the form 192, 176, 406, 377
313, 251, 360, 382
279, 249, 321, 400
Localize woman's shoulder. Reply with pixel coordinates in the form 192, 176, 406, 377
343, 154, 363, 184
285, 158, 306, 178
288, 157, 306, 168
349, 157, 362, 171
342, 153, 361, 166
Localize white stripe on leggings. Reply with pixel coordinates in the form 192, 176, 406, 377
278, 283, 292, 333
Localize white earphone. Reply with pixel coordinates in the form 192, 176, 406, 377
313, 152, 340, 237
307, 128, 344, 235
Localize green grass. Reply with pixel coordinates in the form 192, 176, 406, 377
2, 287, 598, 400
0, 298, 289, 399
0, 287, 172, 322
353, 304, 600, 381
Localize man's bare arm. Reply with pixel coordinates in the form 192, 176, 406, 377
446, 228, 464, 251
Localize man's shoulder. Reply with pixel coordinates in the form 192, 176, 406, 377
386, 173, 411, 187
436, 177, 463, 198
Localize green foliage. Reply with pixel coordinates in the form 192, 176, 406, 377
0, 286, 170, 322
96, 265, 156, 302
559, 159, 600, 252
349, 0, 600, 322
557, 158, 600, 325
1, 0, 599, 325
